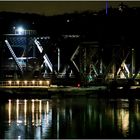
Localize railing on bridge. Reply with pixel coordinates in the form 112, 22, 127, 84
0, 80, 50, 87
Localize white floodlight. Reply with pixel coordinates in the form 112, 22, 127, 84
17, 26, 24, 35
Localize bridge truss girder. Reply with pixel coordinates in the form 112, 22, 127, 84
1, 33, 140, 86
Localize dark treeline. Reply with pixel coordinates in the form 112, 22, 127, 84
0, 3, 140, 46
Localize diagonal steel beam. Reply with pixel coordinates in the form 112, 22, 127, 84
5, 40, 23, 75
34, 39, 53, 72
70, 46, 80, 72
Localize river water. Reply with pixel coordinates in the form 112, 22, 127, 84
0, 96, 140, 139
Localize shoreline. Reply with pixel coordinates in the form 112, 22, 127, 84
1, 85, 140, 99
0, 86, 106, 99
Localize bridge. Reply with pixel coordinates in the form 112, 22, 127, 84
0, 29, 140, 87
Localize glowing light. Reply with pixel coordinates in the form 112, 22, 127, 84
36, 112, 38, 126
77, 83, 80, 88
16, 81, 19, 85
67, 19, 70, 22
16, 99, 19, 125
57, 108, 60, 139
118, 109, 129, 137
8, 81, 12, 85
39, 100, 42, 113
46, 101, 49, 114
32, 99, 35, 125
136, 81, 139, 85
8, 100, 11, 125
17, 26, 24, 35
70, 108, 72, 124
24, 99, 27, 125
39, 100, 42, 125
32, 80, 35, 85
46, 81, 50, 86
24, 80, 27, 85
122, 112, 129, 132
39, 81, 42, 85
18, 136, 21, 140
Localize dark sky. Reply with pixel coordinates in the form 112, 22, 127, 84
0, 1, 140, 16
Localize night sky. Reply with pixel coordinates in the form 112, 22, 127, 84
0, 1, 140, 16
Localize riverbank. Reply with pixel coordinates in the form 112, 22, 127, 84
0, 85, 107, 99
48, 86, 107, 98
1, 85, 140, 99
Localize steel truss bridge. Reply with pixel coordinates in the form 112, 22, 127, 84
0, 30, 140, 86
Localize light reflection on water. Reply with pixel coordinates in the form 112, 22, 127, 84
1, 97, 140, 138
5, 99, 52, 139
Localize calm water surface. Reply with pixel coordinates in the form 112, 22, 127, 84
0, 96, 140, 139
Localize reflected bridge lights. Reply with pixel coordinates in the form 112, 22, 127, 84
8, 99, 52, 137
24, 99, 27, 125
8, 100, 11, 125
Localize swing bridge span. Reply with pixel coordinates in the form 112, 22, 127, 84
0, 30, 140, 88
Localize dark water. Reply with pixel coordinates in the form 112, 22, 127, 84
0, 96, 140, 139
